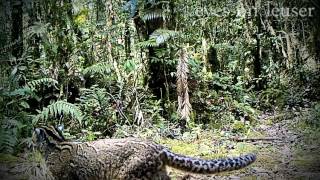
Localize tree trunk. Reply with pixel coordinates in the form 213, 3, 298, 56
125, 21, 131, 58
11, 0, 23, 58
254, 13, 262, 90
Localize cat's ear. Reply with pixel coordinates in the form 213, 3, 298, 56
33, 127, 45, 142
34, 128, 41, 135
56, 124, 64, 132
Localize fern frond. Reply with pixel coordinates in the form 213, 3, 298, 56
26, 22, 49, 37
26, 78, 58, 91
0, 130, 17, 153
150, 29, 178, 45
142, 9, 166, 21
83, 62, 112, 76
136, 39, 158, 48
5, 87, 33, 96
0, 118, 20, 154
78, 86, 109, 108
33, 100, 83, 125
136, 29, 179, 48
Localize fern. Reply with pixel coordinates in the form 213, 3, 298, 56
34, 100, 83, 125
4, 87, 33, 96
0, 130, 17, 153
79, 86, 109, 109
0, 118, 20, 154
136, 29, 178, 48
83, 62, 112, 76
150, 29, 178, 45
26, 78, 58, 91
142, 9, 166, 21
136, 39, 158, 48
26, 22, 49, 37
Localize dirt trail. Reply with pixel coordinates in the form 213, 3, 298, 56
183, 109, 320, 180
253, 110, 320, 179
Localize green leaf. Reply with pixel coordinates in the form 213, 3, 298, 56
20, 101, 30, 109
18, 66, 27, 71
124, 60, 136, 72
11, 66, 18, 76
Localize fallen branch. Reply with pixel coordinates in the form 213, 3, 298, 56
230, 137, 282, 142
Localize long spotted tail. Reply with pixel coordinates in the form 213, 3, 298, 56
162, 149, 256, 174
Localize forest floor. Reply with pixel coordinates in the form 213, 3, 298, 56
0, 107, 319, 179
165, 107, 320, 180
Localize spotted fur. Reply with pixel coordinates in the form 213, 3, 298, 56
162, 149, 256, 173
33, 126, 256, 180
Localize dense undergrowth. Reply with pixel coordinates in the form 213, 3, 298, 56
0, 2, 319, 176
